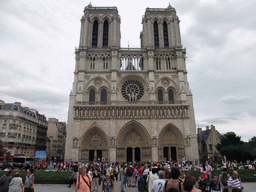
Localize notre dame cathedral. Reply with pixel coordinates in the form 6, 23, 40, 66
65, 3, 199, 163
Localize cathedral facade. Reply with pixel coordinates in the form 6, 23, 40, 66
65, 4, 199, 163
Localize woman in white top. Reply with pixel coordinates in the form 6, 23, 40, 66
9, 172, 23, 192
146, 168, 159, 192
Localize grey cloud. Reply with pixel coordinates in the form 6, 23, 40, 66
0, 88, 67, 106
220, 96, 249, 105
204, 117, 229, 124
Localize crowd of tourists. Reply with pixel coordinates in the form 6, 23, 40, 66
65, 160, 244, 192
0, 160, 250, 192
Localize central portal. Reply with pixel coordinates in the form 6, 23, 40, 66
117, 121, 151, 162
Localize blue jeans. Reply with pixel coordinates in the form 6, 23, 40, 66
121, 178, 125, 191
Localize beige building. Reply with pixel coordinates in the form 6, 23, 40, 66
47, 118, 66, 159
0, 101, 47, 157
65, 4, 199, 163
197, 125, 222, 163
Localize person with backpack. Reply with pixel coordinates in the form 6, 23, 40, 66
126, 164, 134, 187
75, 167, 93, 192
163, 167, 184, 192
219, 168, 230, 192
198, 173, 208, 192
102, 173, 114, 192
209, 174, 221, 192
0, 169, 13, 192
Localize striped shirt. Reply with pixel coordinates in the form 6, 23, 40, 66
227, 177, 242, 189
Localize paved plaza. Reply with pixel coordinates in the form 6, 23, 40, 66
33, 181, 256, 192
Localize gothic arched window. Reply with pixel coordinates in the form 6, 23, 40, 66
156, 57, 161, 70
168, 89, 174, 104
92, 20, 98, 47
154, 21, 159, 48
163, 21, 169, 47
158, 89, 164, 104
103, 20, 109, 47
89, 89, 95, 105
101, 89, 107, 104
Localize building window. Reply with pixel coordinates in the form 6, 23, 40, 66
168, 89, 174, 104
103, 20, 109, 47
158, 89, 163, 104
3, 120, 7, 125
163, 21, 169, 47
92, 20, 98, 47
166, 57, 171, 70
100, 89, 107, 105
156, 57, 161, 70
90, 57, 95, 69
154, 21, 159, 48
89, 89, 95, 105
103, 57, 108, 69
209, 144, 213, 151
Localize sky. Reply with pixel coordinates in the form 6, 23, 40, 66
0, 0, 255, 141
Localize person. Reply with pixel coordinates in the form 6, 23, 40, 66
219, 168, 230, 192
205, 161, 212, 184
24, 169, 35, 192
209, 174, 220, 192
120, 164, 126, 192
0, 169, 13, 192
163, 167, 184, 192
9, 172, 23, 192
183, 175, 201, 192
147, 168, 159, 192
197, 173, 208, 192
93, 167, 100, 191
68, 168, 77, 188
102, 173, 114, 192
125, 164, 134, 187
227, 171, 243, 191
151, 171, 166, 192
76, 167, 93, 192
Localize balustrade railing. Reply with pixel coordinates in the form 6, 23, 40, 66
74, 105, 189, 119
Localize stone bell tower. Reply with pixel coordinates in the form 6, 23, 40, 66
65, 3, 199, 163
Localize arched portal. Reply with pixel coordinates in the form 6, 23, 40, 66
80, 126, 109, 162
158, 124, 185, 161
116, 121, 151, 162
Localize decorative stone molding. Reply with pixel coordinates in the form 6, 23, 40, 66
161, 78, 170, 87
94, 78, 102, 86
73, 138, 78, 148
152, 137, 157, 147
85, 75, 91, 80
110, 137, 116, 147
74, 105, 189, 119
106, 75, 111, 80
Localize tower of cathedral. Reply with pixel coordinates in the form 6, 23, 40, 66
65, 3, 199, 163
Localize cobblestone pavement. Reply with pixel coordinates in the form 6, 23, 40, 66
34, 181, 256, 192
34, 180, 137, 192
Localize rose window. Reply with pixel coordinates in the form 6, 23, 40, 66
121, 80, 144, 102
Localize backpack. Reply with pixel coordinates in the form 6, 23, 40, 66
126, 167, 133, 177
0, 175, 5, 186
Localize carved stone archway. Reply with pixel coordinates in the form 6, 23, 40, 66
158, 124, 185, 161
116, 121, 151, 162
80, 127, 109, 162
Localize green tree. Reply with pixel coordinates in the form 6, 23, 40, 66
248, 136, 256, 158
216, 132, 253, 162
